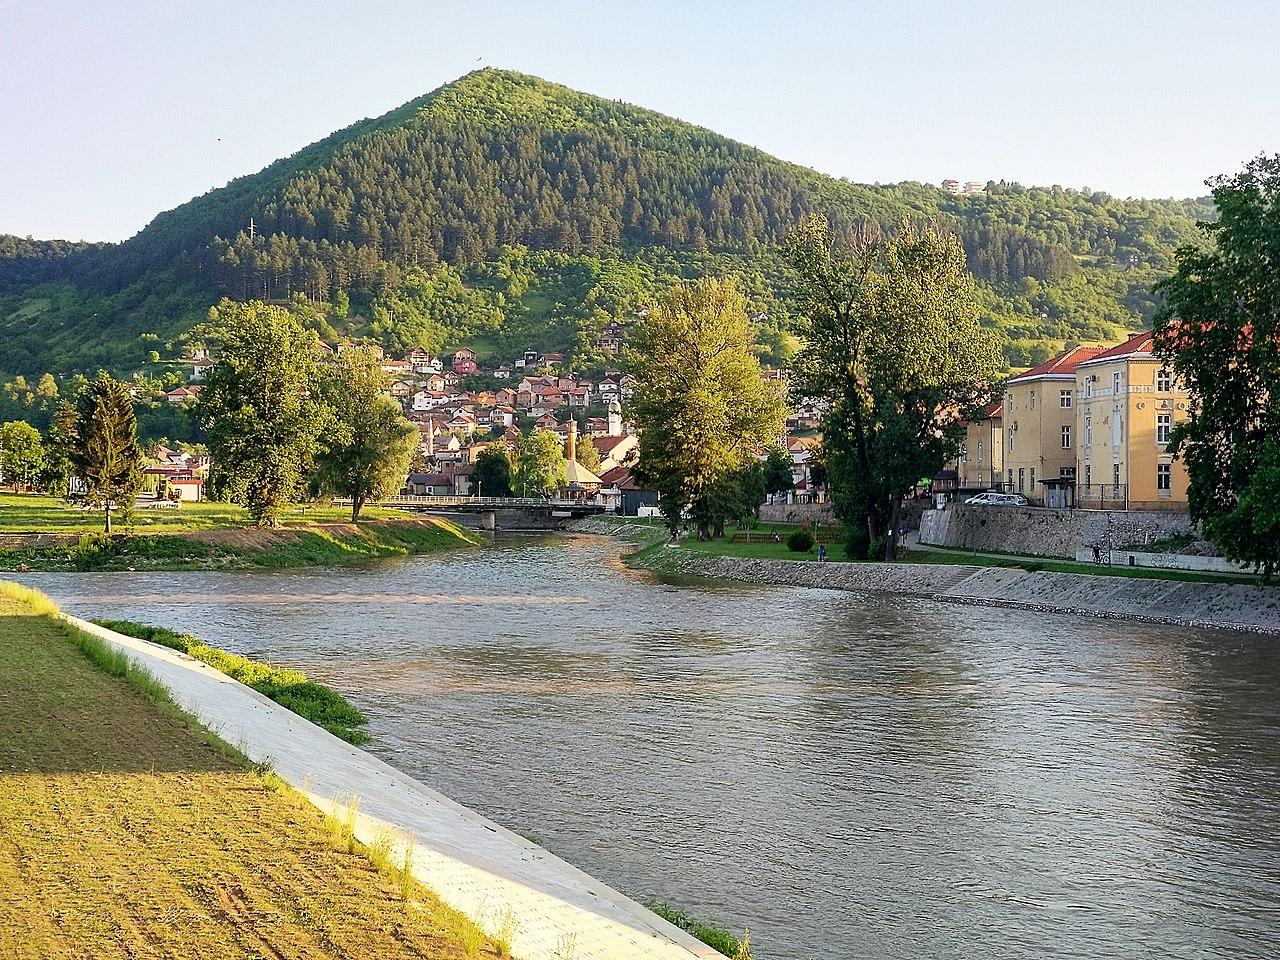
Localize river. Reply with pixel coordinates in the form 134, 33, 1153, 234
18, 534, 1280, 960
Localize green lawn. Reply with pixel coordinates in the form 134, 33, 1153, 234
0, 582, 498, 960
0, 492, 418, 536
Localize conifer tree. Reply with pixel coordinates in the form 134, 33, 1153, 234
73, 373, 143, 533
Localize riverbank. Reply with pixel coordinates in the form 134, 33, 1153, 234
4, 582, 729, 960
0, 516, 480, 571
0, 582, 500, 960
576, 518, 1280, 635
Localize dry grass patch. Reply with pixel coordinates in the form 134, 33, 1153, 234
0, 584, 497, 960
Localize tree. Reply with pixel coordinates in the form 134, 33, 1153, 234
575, 429, 603, 474
514, 429, 567, 498
627, 276, 785, 538
1155, 154, 1280, 579
72, 373, 143, 533
196, 300, 327, 526
39, 401, 79, 497
762, 446, 794, 497
473, 442, 514, 497
313, 346, 419, 521
0, 420, 44, 490
783, 217, 1002, 560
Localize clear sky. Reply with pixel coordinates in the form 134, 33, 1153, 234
3, 0, 1277, 242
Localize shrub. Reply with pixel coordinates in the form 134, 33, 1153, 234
867, 535, 888, 561
843, 525, 870, 560
786, 528, 814, 552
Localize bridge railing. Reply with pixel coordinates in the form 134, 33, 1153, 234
333, 495, 602, 509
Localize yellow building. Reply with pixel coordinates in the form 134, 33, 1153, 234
1074, 332, 1190, 510
1002, 346, 1105, 504
955, 402, 1004, 489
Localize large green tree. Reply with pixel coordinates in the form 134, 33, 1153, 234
627, 276, 786, 538
1155, 155, 1280, 579
0, 420, 44, 491
783, 217, 1002, 559
473, 442, 514, 497
196, 300, 327, 526
39, 401, 79, 497
314, 346, 419, 521
72, 373, 144, 533
514, 429, 567, 498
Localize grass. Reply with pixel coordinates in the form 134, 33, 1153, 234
0, 582, 500, 960
0, 491, 417, 535
644, 900, 750, 958
92, 618, 370, 744
0, 513, 479, 572
901, 547, 1265, 584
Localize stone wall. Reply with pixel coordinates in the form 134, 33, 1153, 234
918, 504, 1198, 558
758, 502, 838, 525
645, 549, 1280, 635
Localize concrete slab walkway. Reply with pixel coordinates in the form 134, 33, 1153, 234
69, 615, 726, 960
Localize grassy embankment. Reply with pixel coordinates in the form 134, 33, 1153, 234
92, 619, 369, 744
0, 581, 501, 960
0, 492, 479, 571
615, 519, 1265, 586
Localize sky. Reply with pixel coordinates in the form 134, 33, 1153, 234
2, 0, 1277, 242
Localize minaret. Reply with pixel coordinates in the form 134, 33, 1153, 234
426, 419, 436, 458
566, 419, 578, 462
607, 399, 622, 437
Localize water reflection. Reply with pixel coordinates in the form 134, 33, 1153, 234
19, 534, 1280, 960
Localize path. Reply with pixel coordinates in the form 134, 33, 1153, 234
70, 616, 725, 960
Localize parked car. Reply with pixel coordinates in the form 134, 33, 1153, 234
967, 491, 1029, 506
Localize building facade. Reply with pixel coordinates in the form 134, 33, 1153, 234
1074, 332, 1190, 510
956, 402, 1004, 489
1002, 346, 1105, 504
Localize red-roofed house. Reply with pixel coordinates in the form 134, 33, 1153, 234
1003, 346, 1107, 502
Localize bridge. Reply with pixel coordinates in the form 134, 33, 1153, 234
337, 495, 606, 530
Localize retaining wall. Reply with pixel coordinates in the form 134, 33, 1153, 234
919, 504, 1198, 558
645, 549, 1280, 635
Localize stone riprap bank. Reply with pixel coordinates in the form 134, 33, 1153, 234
919, 503, 1199, 558
641, 546, 1280, 636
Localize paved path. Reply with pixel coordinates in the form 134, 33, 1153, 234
70, 616, 725, 960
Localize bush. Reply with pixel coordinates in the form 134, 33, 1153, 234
843, 525, 870, 560
867, 535, 888, 562
786, 528, 814, 552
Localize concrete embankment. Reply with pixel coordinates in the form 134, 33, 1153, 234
573, 520, 1280, 635
70, 617, 724, 960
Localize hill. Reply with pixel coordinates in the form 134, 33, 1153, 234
0, 68, 1214, 377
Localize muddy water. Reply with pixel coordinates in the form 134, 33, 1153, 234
21, 535, 1280, 960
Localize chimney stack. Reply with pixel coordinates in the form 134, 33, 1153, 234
566, 419, 578, 462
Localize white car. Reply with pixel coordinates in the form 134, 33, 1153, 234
967, 491, 1029, 506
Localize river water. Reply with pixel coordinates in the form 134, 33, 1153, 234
19, 535, 1280, 959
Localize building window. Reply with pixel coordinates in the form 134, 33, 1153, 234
1061, 424, 1072, 449
1029, 390, 1036, 409
1157, 413, 1172, 444
1112, 404, 1123, 446
958, 442, 967, 462
1006, 392, 1014, 411
1157, 463, 1172, 491
1007, 427, 1014, 452
1018, 467, 1025, 493
1085, 378, 1093, 399
1029, 467, 1035, 491
1113, 371, 1122, 394
1157, 368, 1173, 392
1113, 463, 1122, 488
1008, 468, 1013, 489
1061, 466, 1075, 479
1085, 416, 1092, 447
1085, 464, 1091, 487
1060, 389, 1072, 408
977, 440, 984, 464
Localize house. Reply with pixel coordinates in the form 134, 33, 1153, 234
381, 359, 413, 377
495, 387, 518, 406
389, 379, 414, 399
191, 357, 215, 381
596, 320, 625, 354
942, 179, 963, 194
406, 347, 442, 375
164, 386, 199, 405
597, 379, 620, 402
1003, 345, 1107, 504
446, 411, 479, 437
423, 373, 448, 392
518, 349, 541, 369
534, 412, 560, 431
599, 465, 657, 516
493, 365, 512, 380
167, 476, 205, 502
403, 473, 452, 496
619, 374, 638, 400
566, 387, 590, 409
452, 348, 479, 375
585, 417, 611, 438
1074, 331, 1189, 510
489, 406, 515, 429
593, 433, 638, 473
542, 352, 565, 369
955, 402, 1004, 491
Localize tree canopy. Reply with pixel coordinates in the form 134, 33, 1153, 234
1155, 154, 1280, 579
72, 372, 144, 533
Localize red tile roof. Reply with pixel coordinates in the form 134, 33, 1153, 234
1008, 345, 1108, 382
1076, 331, 1156, 365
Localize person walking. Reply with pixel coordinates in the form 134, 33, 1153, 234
818, 543, 827, 562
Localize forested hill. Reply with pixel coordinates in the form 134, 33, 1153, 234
0, 68, 1213, 376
